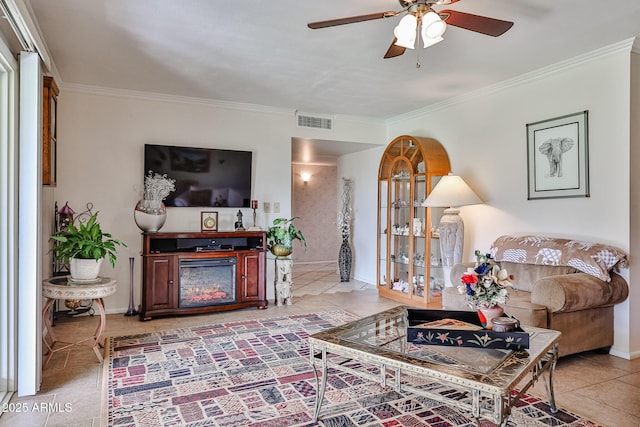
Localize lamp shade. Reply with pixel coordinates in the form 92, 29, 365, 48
394, 14, 417, 49
422, 11, 447, 39
422, 35, 443, 48
422, 174, 483, 208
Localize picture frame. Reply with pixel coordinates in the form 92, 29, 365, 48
526, 110, 589, 200
200, 211, 218, 232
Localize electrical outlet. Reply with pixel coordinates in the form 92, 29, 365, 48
273, 202, 280, 213
263, 202, 271, 213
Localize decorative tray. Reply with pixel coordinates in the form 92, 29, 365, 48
406, 308, 530, 350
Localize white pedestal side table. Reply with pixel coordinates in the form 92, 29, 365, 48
42, 276, 117, 365
274, 258, 293, 306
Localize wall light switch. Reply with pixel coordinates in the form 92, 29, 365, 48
263, 202, 271, 213
273, 202, 280, 213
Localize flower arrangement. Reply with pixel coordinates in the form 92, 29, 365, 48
458, 250, 514, 309
137, 171, 176, 214
142, 170, 175, 201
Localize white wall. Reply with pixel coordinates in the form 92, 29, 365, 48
380, 41, 636, 358
388, 50, 630, 250
338, 146, 385, 283
53, 87, 385, 309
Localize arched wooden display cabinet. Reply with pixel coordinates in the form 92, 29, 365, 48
377, 135, 451, 307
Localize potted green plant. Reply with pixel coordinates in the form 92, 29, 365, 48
49, 212, 126, 282
266, 217, 306, 258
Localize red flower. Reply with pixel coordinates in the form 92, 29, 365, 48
461, 274, 478, 285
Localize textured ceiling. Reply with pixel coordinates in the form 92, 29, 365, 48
27, 0, 640, 121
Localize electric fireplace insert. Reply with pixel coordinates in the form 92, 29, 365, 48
179, 257, 237, 308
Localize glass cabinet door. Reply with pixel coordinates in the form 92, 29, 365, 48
377, 135, 451, 307
378, 180, 388, 288
389, 161, 411, 296
425, 176, 445, 299
413, 175, 426, 297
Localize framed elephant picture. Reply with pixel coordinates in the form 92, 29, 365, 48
526, 110, 589, 200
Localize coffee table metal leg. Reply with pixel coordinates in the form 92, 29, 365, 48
541, 343, 559, 413
496, 394, 511, 427
311, 347, 328, 422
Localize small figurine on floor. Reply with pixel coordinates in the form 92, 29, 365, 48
234, 210, 245, 231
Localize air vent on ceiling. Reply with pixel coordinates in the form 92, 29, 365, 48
297, 114, 333, 130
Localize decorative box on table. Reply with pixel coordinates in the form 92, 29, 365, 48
406, 308, 530, 350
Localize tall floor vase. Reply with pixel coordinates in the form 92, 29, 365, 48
125, 257, 138, 316
338, 237, 352, 282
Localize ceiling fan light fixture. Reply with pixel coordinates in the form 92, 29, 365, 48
422, 35, 444, 48
422, 11, 447, 39
393, 14, 417, 49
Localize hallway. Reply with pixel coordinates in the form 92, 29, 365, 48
292, 262, 375, 296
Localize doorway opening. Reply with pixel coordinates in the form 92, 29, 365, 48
290, 137, 379, 295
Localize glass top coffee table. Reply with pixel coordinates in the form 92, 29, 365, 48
308, 306, 560, 426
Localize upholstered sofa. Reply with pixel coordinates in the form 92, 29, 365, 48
443, 235, 629, 357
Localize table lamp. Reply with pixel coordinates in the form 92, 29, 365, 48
422, 173, 483, 286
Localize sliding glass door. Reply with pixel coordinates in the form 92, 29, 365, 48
0, 33, 18, 405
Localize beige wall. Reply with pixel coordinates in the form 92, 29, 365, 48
292, 164, 338, 263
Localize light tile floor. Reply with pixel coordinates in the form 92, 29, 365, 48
1, 263, 638, 426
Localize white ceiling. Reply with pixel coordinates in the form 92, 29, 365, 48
24, 0, 640, 158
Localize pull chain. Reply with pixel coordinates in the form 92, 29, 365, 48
416, 19, 422, 68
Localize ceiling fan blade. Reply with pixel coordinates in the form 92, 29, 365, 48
384, 39, 406, 58
440, 9, 513, 37
308, 11, 396, 29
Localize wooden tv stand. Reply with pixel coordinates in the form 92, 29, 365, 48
139, 231, 268, 320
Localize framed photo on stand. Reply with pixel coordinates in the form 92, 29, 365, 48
526, 110, 589, 200
201, 211, 218, 232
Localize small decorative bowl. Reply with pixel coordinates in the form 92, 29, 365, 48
491, 316, 519, 332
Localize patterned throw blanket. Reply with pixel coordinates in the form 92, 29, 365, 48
491, 235, 628, 282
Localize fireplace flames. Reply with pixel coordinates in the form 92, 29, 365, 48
183, 284, 228, 303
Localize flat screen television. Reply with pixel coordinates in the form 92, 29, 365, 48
144, 144, 253, 208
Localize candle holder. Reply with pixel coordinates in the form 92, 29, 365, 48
251, 199, 258, 226
248, 200, 261, 231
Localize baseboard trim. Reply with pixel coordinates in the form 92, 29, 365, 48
609, 347, 638, 360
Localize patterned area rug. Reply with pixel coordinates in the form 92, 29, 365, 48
104, 311, 598, 426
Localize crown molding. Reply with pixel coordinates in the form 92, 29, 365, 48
61, 82, 295, 116
60, 82, 384, 125
387, 37, 638, 125
632, 37, 640, 55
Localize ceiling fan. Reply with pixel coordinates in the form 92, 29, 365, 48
308, 0, 514, 59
